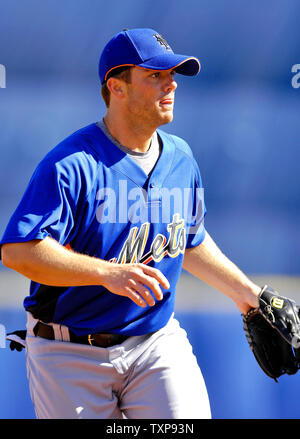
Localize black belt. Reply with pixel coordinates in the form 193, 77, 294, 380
33, 321, 129, 348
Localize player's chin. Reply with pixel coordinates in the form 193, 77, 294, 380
157, 110, 174, 125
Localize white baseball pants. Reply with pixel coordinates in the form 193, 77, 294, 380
25, 313, 211, 419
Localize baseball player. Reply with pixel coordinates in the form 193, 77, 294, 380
0, 28, 262, 419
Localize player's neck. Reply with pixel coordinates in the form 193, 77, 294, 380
103, 113, 155, 153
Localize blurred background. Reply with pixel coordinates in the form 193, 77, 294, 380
0, 0, 300, 419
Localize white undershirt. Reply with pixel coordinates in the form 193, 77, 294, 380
97, 119, 162, 176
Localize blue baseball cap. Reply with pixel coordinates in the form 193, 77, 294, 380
99, 28, 201, 84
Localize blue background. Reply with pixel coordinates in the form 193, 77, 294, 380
0, 0, 300, 419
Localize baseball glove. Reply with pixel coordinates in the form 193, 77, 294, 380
6, 330, 27, 351
243, 285, 300, 381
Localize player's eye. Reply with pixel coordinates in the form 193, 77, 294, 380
149, 70, 176, 79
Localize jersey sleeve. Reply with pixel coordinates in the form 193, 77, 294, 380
185, 161, 207, 249
0, 153, 85, 257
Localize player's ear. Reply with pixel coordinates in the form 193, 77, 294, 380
106, 77, 126, 100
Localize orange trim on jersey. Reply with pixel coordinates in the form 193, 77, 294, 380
152, 236, 167, 262
130, 223, 150, 264
142, 255, 153, 265
129, 227, 139, 264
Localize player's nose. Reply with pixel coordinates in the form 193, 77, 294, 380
163, 74, 177, 93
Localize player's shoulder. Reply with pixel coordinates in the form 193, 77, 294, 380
158, 129, 192, 155
41, 123, 99, 168
158, 129, 204, 186
157, 129, 198, 165
30, 123, 101, 196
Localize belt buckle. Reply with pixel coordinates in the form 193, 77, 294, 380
87, 334, 94, 346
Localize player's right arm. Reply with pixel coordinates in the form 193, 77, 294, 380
1, 237, 169, 308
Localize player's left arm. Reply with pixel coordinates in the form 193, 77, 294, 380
183, 232, 300, 380
182, 231, 261, 314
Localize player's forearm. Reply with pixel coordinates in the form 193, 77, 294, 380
182, 232, 261, 313
1, 237, 109, 287
2, 237, 169, 308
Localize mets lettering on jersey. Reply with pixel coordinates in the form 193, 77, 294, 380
0, 123, 206, 336
110, 214, 186, 265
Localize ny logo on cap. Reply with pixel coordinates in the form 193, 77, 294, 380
153, 34, 171, 50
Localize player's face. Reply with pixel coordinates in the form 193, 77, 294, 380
124, 67, 178, 128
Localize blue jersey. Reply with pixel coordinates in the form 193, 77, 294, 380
0, 123, 206, 336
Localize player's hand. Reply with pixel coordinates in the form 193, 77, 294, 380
100, 262, 170, 307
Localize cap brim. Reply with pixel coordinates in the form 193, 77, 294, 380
137, 53, 201, 76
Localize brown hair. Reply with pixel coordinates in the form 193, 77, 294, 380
101, 66, 132, 107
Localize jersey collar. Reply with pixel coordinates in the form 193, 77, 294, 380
89, 122, 175, 191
